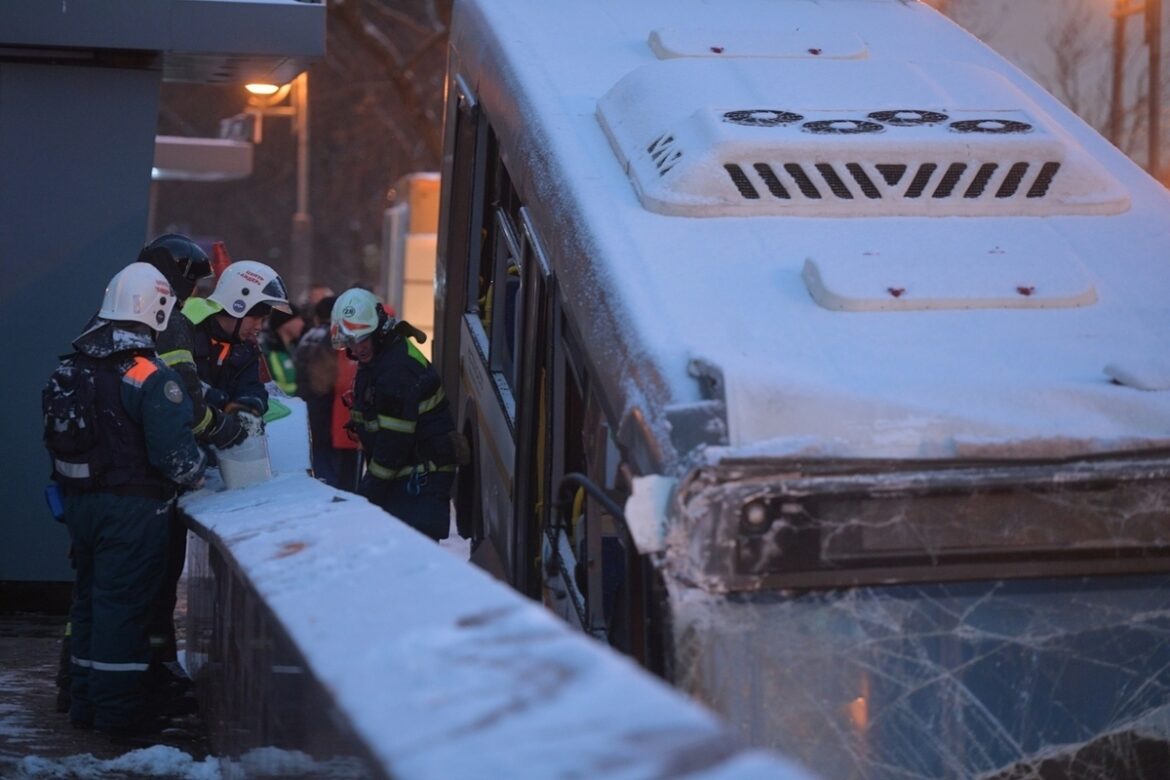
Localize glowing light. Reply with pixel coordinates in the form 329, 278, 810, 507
847, 696, 869, 730
245, 83, 281, 96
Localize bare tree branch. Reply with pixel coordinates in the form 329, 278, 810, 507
329, 0, 447, 162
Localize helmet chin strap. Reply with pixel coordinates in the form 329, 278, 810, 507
231, 315, 244, 341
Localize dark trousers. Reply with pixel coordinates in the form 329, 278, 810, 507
310, 440, 341, 487
374, 471, 454, 541
311, 442, 360, 493
65, 492, 170, 730
147, 505, 186, 667
333, 449, 359, 493
307, 395, 341, 486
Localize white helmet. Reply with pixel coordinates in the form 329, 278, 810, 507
208, 260, 292, 318
99, 262, 176, 332
330, 288, 390, 349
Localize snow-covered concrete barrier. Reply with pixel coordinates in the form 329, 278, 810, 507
180, 399, 811, 779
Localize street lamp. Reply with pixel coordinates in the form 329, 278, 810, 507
1111, 0, 1163, 177
242, 73, 313, 298
1148, 0, 1163, 178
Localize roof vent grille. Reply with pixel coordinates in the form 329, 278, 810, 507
951, 118, 1034, 134
723, 164, 759, 199
867, 109, 948, 126
875, 164, 908, 186
596, 60, 1132, 218
802, 119, 884, 135
723, 160, 1066, 205
723, 110, 803, 127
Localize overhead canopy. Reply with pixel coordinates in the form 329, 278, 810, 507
0, 0, 325, 85
153, 135, 253, 181
1, 1, 325, 182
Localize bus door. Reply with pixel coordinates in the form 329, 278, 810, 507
513, 208, 553, 597
470, 207, 521, 581
542, 320, 588, 631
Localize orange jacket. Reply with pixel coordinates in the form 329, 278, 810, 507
332, 352, 359, 450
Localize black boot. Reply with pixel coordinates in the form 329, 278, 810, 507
54, 627, 71, 713
97, 714, 172, 745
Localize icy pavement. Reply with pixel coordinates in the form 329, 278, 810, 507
0, 613, 210, 780
0, 522, 472, 780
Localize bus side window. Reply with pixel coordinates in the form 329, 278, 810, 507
503, 260, 522, 387
474, 131, 504, 324
484, 165, 523, 391
561, 343, 587, 481
474, 227, 492, 321
489, 221, 521, 389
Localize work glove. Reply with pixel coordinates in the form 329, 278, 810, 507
208, 409, 247, 450
203, 386, 229, 412
226, 396, 266, 419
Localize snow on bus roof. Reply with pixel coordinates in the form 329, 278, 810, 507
457, 0, 1170, 462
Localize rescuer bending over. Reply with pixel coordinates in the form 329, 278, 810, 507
330, 288, 461, 540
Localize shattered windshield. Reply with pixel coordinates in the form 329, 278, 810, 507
669, 574, 1170, 779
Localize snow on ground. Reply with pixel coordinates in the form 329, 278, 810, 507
9, 745, 376, 780
13, 746, 220, 780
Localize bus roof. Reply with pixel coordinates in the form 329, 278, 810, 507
451, 0, 1170, 466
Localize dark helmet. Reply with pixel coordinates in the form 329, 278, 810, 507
136, 233, 213, 300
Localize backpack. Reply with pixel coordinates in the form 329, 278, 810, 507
42, 355, 110, 489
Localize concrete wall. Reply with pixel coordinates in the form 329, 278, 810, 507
179, 404, 806, 778
0, 61, 162, 584
0, 0, 324, 592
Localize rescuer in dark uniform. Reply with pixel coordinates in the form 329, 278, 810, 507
53, 236, 246, 717
259, 305, 304, 396
180, 259, 293, 421
330, 288, 459, 540
44, 263, 207, 738
136, 234, 247, 704
141, 234, 248, 450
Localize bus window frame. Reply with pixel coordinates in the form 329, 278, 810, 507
490, 208, 522, 391
513, 207, 554, 594
435, 74, 487, 397
472, 128, 502, 324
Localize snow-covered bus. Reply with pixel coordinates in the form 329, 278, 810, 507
433, 1, 1170, 776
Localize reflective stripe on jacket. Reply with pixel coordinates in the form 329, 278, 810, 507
350, 335, 456, 479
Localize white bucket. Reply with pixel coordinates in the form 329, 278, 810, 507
216, 413, 272, 489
